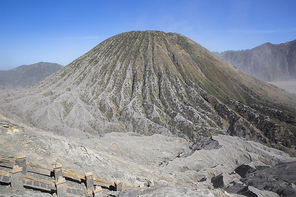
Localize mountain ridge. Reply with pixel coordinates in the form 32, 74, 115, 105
0, 31, 295, 154
0, 62, 63, 89
214, 39, 296, 81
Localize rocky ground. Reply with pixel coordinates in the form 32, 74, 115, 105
1, 113, 296, 196
240, 162, 296, 196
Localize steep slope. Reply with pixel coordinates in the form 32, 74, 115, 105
0, 31, 296, 152
0, 62, 63, 89
214, 40, 296, 81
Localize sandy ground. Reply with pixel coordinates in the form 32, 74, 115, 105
269, 80, 296, 94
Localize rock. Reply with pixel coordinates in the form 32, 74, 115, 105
236, 186, 258, 197
242, 162, 296, 197
147, 180, 154, 187
190, 136, 222, 151
211, 173, 224, 188
224, 181, 246, 194
235, 164, 256, 178
247, 186, 280, 197
226, 184, 280, 197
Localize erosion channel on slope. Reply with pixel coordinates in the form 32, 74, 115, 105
0, 30, 296, 154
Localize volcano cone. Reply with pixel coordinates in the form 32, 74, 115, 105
1, 31, 296, 150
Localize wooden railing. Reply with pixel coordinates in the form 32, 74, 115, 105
0, 153, 127, 196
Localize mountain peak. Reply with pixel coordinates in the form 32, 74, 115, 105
1, 31, 296, 154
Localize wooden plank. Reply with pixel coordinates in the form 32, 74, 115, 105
22, 174, 55, 187
93, 178, 111, 187
63, 172, 81, 182
0, 158, 14, 169
0, 158, 14, 164
27, 163, 52, 171
0, 170, 10, 177
93, 178, 129, 190
62, 169, 129, 190
62, 169, 85, 180
94, 177, 113, 187
23, 183, 53, 192
27, 164, 51, 176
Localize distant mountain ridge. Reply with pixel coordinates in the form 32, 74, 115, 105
0, 62, 63, 89
214, 39, 296, 81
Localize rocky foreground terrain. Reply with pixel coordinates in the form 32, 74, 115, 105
1, 113, 295, 196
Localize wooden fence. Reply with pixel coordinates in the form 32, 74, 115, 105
0, 153, 127, 196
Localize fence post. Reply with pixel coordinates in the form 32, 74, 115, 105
53, 163, 63, 181
93, 185, 103, 197
16, 153, 27, 175
10, 165, 24, 192
56, 177, 67, 197
114, 179, 123, 191
85, 172, 94, 195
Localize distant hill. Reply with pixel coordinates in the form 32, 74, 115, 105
0, 62, 63, 89
214, 40, 296, 81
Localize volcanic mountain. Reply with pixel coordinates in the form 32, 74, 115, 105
0, 31, 296, 152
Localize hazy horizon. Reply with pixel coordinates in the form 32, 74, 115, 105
269, 81, 296, 94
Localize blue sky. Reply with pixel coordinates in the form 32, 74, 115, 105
1, 0, 295, 70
